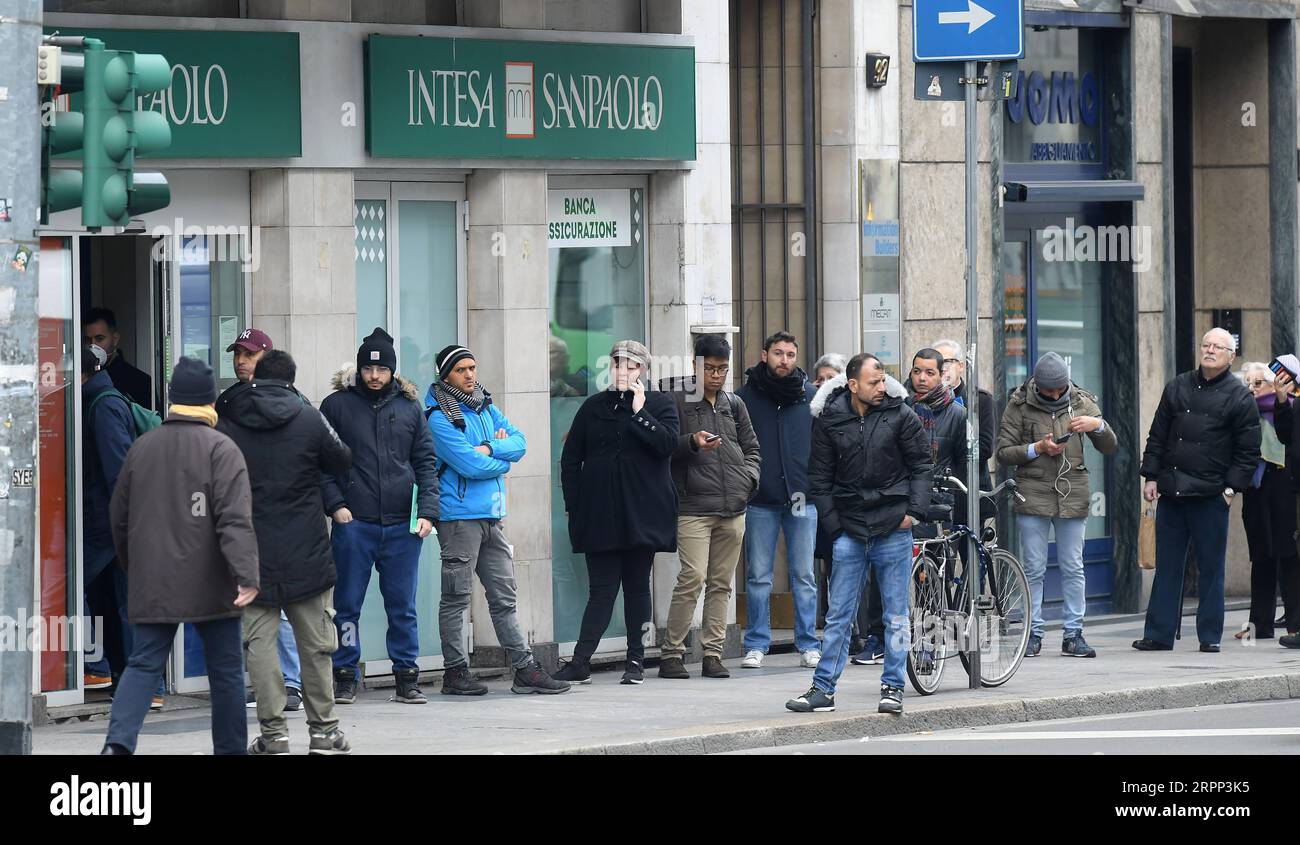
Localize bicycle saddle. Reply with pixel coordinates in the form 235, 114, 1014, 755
923, 504, 952, 523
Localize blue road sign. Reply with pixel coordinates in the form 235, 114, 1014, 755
913, 0, 1024, 63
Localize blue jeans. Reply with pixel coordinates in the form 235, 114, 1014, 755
744, 503, 820, 653
105, 618, 245, 755
1017, 515, 1088, 638
278, 613, 301, 690
331, 519, 422, 673
814, 529, 912, 693
1144, 495, 1229, 646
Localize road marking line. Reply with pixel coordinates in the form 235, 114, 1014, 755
879, 727, 1300, 741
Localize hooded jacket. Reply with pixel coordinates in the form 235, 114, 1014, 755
319, 366, 439, 526
217, 379, 352, 606
423, 383, 526, 522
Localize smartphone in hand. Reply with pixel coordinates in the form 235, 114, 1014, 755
1053, 431, 1075, 445
704, 433, 722, 443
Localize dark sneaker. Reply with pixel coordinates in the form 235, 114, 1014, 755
701, 656, 730, 678
333, 668, 358, 704
878, 684, 904, 714
1281, 633, 1300, 649
512, 660, 571, 695
851, 634, 885, 665
553, 657, 592, 684
1199, 642, 1220, 653
284, 686, 303, 711
249, 735, 290, 755
1025, 634, 1042, 657
1131, 638, 1173, 651
786, 685, 836, 713
1062, 633, 1096, 658
308, 729, 351, 756
393, 668, 427, 704
657, 656, 690, 679
621, 658, 645, 685
441, 665, 489, 696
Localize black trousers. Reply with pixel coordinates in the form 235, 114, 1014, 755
576, 549, 655, 663
1250, 554, 1300, 637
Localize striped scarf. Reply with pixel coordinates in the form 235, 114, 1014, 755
433, 380, 487, 431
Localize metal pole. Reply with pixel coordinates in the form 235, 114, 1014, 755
0, 0, 43, 754
964, 60, 982, 689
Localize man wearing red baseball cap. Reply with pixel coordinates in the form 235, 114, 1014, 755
226, 328, 274, 382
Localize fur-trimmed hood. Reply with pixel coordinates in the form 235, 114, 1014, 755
810, 372, 908, 417
330, 365, 420, 403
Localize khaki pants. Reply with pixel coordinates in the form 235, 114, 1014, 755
662, 514, 745, 658
244, 588, 338, 741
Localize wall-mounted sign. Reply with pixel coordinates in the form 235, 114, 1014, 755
866, 53, 891, 88
1003, 28, 1101, 164
547, 188, 633, 248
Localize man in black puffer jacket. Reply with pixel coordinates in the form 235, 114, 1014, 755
1135, 327, 1261, 653
217, 351, 353, 755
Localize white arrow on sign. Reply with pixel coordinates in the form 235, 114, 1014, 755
938, 0, 996, 34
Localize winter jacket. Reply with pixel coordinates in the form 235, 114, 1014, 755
953, 379, 996, 491
660, 376, 762, 517
319, 367, 439, 526
736, 373, 818, 507
110, 413, 260, 624
423, 385, 526, 522
808, 386, 934, 542
217, 379, 352, 607
106, 353, 154, 410
904, 386, 968, 481
82, 370, 137, 573
996, 379, 1118, 519
561, 388, 680, 554
1140, 368, 1261, 498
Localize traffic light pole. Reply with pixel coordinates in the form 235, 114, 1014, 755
0, 0, 43, 755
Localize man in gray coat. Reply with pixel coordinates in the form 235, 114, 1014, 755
101, 358, 260, 755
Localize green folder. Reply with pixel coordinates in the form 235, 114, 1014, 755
410, 484, 436, 535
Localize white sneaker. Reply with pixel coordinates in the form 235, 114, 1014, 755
741, 649, 764, 669
800, 649, 822, 668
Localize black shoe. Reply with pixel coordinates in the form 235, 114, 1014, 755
1131, 638, 1173, 651
512, 660, 571, 695
657, 656, 690, 679
1025, 634, 1042, 657
1061, 633, 1096, 658
393, 667, 427, 704
441, 664, 489, 696
621, 658, 644, 685
701, 656, 730, 678
1199, 642, 1220, 653
284, 686, 303, 711
333, 668, 358, 704
553, 657, 592, 684
878, 684, 904, 715
99, 743, 131, 755
1281, 633, 1300, 649
785, 685, 835, 713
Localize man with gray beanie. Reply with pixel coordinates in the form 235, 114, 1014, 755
997, 351, 1116, 658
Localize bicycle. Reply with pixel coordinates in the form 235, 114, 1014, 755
906, 475, 1032, 695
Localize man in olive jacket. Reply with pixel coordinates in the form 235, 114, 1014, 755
657, 334, 761, 680
102, 358, 259, 755
996, 351, 1117, 659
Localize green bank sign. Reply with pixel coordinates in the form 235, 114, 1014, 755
45, 28, 302, 158
366, 35, 695, 160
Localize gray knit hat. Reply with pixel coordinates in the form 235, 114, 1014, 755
1033, 351, 1070, 391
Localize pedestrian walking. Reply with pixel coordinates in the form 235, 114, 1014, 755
100, 358, 259, 755
996, 351, 1116, 658
321, 328, 440, 704
657, 334, 761, 680
555, 340, 679, 685
217, 350, 355, 755
424, 345, 569, 695
1135, 328, 1261, 653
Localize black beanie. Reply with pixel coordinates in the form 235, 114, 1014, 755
357, 327, 397, 373
82, 345, 106, 374
169, 357, 217, 405
436, 345, 475, 382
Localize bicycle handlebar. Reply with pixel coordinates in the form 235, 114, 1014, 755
939, 475, 1027, 504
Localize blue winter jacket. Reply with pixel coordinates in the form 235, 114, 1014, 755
423, 385, 526, 521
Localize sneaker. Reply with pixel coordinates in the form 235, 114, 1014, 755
785, 685, 836, 713
245, 689, 258, 708
284, 686, 303, 711
621, 658, 644, 685
84, 673, 113, 690
1131, 638, 1172, 651
149, 695, 164, 711
393, 668, 427, 704
308, 728, 352, 756
657, 656, 690, 679
1281, 633, 1300, 649
1199, 642, 1220, 653
850, 635, 885, 665
553, 657, 593, 684
1025, 634, 1042, 657
741, 649, 764, 669
512, 660, 571, 695
878, 684, 904, 714
701, 656, 730, 678
333, 668, 358, 704
441, 665, 489, 696
249, 735, 290, 756
799, 649, 822, 668
1061, 633, 1096, 658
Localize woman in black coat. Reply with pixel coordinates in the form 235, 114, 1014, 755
555, 340, 679, 685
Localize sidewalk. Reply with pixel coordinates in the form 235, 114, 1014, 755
33, 607, 1300, 755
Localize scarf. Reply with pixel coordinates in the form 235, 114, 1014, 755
912, 382, 955, 414
744, 363, 809, 407
1032, 380, 1072, 413
433, 380, 487, 431
170, 404, 217, 427
910, 384, 953, 467
1254, 392, 1287, 487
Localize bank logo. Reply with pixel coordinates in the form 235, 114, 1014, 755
505, 61, 535, 138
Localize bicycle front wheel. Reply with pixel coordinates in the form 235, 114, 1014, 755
959, 548, 1031, 687
907, 554, 948, 696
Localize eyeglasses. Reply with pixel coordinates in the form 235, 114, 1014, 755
941, 358, 961, 367
1249, 379, 1269, 388
702, 365, 730, 376
1201, 342, 1232, 354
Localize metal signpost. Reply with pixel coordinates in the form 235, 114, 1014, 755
914, 0, 1023, 690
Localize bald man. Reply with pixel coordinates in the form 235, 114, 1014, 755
1135, 328, 1261, 653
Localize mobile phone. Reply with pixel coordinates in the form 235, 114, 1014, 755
1053, 431, 1075, 445
704, 433, 722, 443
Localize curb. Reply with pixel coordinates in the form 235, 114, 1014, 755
539, 671, 1300, 755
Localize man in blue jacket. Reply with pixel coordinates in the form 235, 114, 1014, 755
425, 345, 569, 695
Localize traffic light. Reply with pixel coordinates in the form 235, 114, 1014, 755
39, 42, 86, 224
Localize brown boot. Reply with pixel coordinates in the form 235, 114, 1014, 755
701, 656, 730, 678
657, 656, 690, 679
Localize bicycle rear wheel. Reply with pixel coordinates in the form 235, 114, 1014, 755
959, 548, 1031, 687
907, 554, 948, 695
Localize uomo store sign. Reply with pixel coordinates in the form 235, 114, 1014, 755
365, 35, 695, 160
